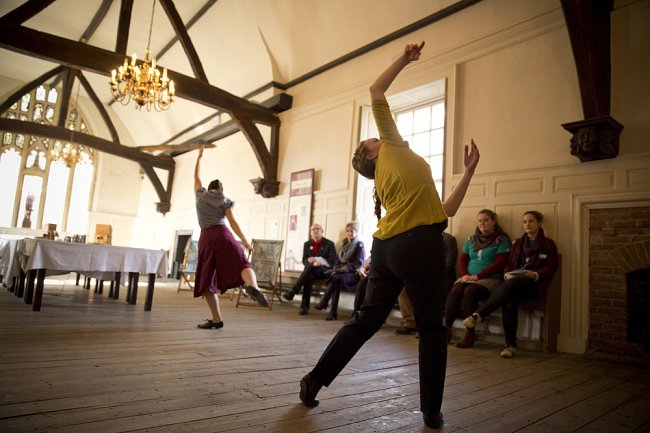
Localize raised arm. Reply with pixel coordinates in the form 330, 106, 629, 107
225, 208, 252, 253
443, 140, 480, 217
369, 42, 424, 101
194, 145, 204, 192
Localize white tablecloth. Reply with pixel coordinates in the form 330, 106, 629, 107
17, 239, 169, 311
21, 239, 169, 277
0, 235, 28, 288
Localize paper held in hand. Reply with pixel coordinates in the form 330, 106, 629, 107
506, 269, 527, 277
313, 257, 330, 267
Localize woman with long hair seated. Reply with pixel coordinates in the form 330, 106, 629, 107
444, 209, 510, 348
463, 210, 559, 358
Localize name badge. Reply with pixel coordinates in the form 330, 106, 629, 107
539, 253, 547, 259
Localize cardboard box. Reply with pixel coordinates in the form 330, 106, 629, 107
95, 224, 112, 245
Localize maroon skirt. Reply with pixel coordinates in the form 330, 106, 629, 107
194, 225, 252, 298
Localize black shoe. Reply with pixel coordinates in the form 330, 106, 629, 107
325, 313, 337, 321
197, 319, 224, 329
245, 285, 269, 307
395, 326, 418, 335
299, 374, 321, 407
314, 303, 326, 310
423, 412, 443, 429
298, 308, 309, 315
283, 291, 295, 301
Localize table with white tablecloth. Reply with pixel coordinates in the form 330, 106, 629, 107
0, 235, 28, 291
18, 239, 169, 311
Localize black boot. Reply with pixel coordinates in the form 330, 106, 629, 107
316, 284, 333, 310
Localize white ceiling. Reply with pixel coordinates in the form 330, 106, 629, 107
0, 0, 460, 147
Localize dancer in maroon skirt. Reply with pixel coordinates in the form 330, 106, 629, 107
193, 145, 268, 329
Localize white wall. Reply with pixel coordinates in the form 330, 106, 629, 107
86, 0, 650, 354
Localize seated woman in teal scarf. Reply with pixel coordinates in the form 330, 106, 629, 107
462, 210, 559, 358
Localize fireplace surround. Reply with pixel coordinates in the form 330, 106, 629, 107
587, 205, 650, 365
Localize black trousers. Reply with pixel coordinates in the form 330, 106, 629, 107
477, 277, 538, 347
291, 264, 330, 309
310, 223, 447, 416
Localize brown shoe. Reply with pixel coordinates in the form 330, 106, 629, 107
455, 328, 475, 348
395, 326, 418, 335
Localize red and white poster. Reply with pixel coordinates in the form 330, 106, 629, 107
284, 169, 314, 272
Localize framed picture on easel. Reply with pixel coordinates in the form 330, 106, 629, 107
285, 169, 314, 272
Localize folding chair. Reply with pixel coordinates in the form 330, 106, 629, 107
235, 239, 284, 309
177, 239, 198, 292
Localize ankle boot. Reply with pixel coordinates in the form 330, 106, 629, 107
455, 328, 475, 348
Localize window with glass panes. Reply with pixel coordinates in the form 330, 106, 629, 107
0, 84, 95, 234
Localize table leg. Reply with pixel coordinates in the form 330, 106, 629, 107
32, 268, 46, 311
16, 270, 25, 298
128, 272, 139, 305
112, 272, 121, 299
24, 269, 36, 304
75, 272, 81, 286
144, 274, 155, 311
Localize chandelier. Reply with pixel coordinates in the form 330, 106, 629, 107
50, 80, 89, 168
51, 141, 83, 167
109, 0, 175, 111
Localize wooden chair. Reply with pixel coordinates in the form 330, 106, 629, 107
177, 239, 198, 292
235, 239, 284, 310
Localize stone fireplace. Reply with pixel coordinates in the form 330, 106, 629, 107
588, 206, 650, 364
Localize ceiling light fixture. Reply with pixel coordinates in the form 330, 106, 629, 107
109, 0, 175, 111
50, 79, 89, 167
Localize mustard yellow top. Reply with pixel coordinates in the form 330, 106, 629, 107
372, 100, 447, 240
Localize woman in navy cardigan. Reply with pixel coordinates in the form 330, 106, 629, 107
315, 221, 365, 320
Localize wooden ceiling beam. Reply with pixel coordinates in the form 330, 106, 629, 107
159, 0, 208, 82
115, 0, 133, 54
0, 22, 279, 124
0, 117, 175, 212
0, 0, 55, 24
157, 0, 218, 59
56, 69, 75, 128
81, 0, 113, 44
77, 71, 121, 143
0, 65, 65, 114
0, 117, 173, 170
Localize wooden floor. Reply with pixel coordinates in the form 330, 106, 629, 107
1, 276, 649, 433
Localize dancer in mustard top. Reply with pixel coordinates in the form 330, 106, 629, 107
298, 42, 480, 430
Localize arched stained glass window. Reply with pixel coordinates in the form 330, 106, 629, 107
0, 82, 96, 232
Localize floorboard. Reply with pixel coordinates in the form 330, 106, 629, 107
1, 275, 648, 432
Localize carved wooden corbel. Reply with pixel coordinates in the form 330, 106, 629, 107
560, 0, 623, 162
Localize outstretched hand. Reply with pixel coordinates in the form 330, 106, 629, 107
464, 139, 480, 174
404, 41, 425, 62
